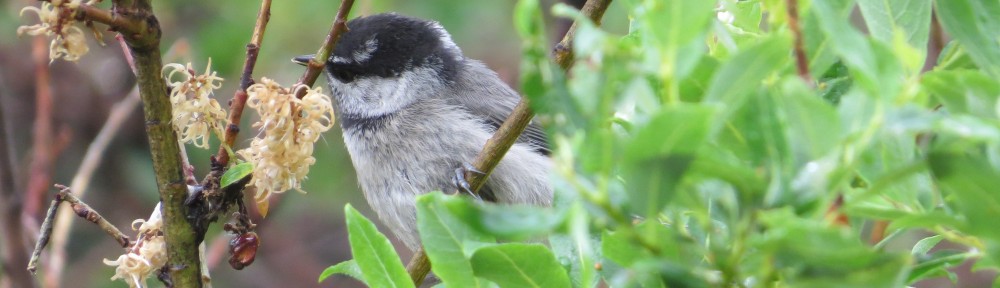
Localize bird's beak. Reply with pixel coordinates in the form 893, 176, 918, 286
292, 54, 315, 66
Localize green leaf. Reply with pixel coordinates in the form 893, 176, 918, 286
318, 260, 363, 283
470, 243, 572, 288
754, 208, 911, 287
220, 162, 253, 188
922, 69, 1000, 119
417, 193, 493, 287
344, 205, 414, 288
927, 153, 1000, 240
442, 196, 566, 241
625, 105, 716, 217
935, 0, 1000, 76
908, 250, 974, 283
856, 0, 932, 53
704, 35, 791, 118
811, 0, 882, 94
912, 235, 943, 255
777, 78, 842, 161
601, 230, 647, 267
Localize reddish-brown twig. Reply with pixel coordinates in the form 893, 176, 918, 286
296, 0, 356, 94
786, 0, 813, 84
214, 0, 273, 167
25, 36, 56, 219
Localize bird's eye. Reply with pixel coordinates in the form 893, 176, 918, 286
333, 69, 356, 83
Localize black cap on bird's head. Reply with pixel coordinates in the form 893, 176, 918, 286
293, 13, 462, 84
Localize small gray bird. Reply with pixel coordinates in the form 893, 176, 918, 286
294, 13, 552, 250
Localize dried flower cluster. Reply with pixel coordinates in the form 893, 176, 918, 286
17, 0, 95, 62
239, 78, 335, 206
163, 60, 228, 149
103, 204, 167, 288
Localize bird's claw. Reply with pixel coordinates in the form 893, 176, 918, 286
451, 162, 485, 201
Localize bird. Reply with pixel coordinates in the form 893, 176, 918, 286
293, 13, 552, 251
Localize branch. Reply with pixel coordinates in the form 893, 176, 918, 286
214, 0, 272, 167
28, 185, 131, 273
26, 36, 55, 219
296, 0, 356, 92
407, 0, 614, 285
785, 0, 813, 84
111, 1, 202, 285
552, 0, 613, 70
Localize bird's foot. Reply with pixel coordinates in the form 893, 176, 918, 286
451, 162, 485, 200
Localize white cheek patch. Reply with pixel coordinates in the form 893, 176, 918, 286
330, 67, 443, 117
353, 38, 378, 63
331, 56, 351, 64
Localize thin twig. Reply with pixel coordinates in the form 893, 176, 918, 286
214, 0, 272, 167
786, 0, 813, 84
26, 36, 55, 219
28, 185, 131, 274
45, 87, 139, 286
26, 199, 58, 275
54, 184, 130, 247
407, 0, 614, 285
296, 0, 356, 95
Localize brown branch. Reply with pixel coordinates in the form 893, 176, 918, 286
552, 0, 612, 70
786, 0, 813, 84
407, 0, 614, 285
26, 36, 55, 219
296, 0, 356, 93
28, 185, 131, 274
35, 0, 144, 38
405, 248, 431, 284
0, 70, 34, 287
110, 0, 201, 285
214, 0, 272, 167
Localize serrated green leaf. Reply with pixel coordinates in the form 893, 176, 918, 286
220, 162, 253, 188
470, 243, 571, 288
318, 260, 363, 283
417, 193, 493, 288
344, 205, 414, 288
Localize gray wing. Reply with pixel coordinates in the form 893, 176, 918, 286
448, 60, 550, 155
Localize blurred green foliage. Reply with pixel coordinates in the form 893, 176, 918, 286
326, 0, 1000, 287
